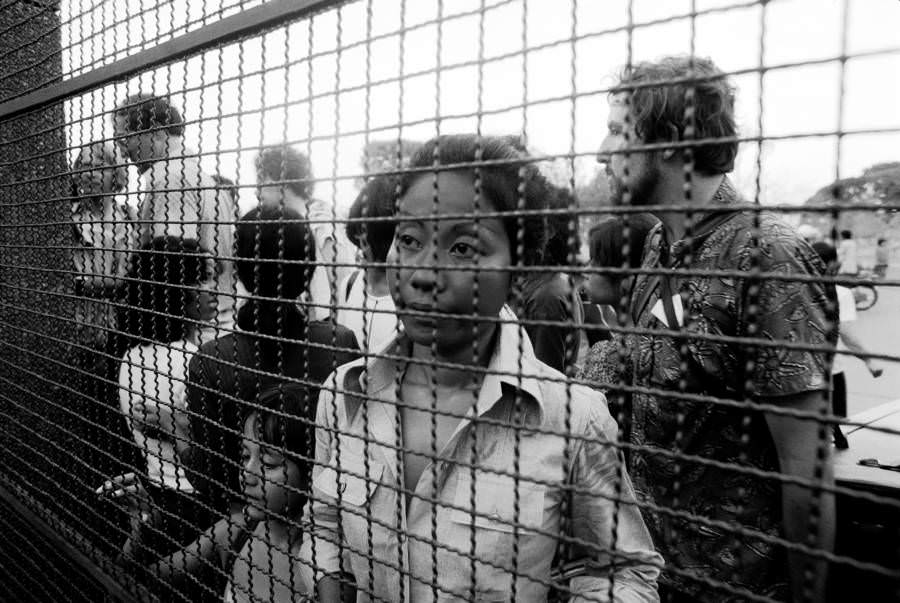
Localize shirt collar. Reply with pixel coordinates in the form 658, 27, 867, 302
357, 305, 546, 423
667, 176, 741, 265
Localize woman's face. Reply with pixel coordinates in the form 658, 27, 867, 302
387, 171, 512, 358
240, 414, 304, 522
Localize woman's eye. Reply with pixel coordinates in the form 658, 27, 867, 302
449, 241, 478, 259
262, 454, 284, 468
396, 233, 423, 251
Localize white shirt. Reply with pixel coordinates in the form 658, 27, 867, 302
119, 340, 196, 491
838, 239, 858, 274
834, 285, 857, 374
334, 269, 401, 354
139, 146, 238, 340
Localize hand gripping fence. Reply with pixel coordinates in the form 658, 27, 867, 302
1, 0, 899, 601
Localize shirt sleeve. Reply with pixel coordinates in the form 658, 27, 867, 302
568, 398, 662, 602
298, 373, 344, 584
836, 286, 857, 323
742, 237, 833, 398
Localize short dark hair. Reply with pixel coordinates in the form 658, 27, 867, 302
235, 206, 315, 300
346, 175, 398, 263
615, 56, 737, 175
812, 241, 838, 269
542, 186, 580, 267
253, 384, 318, 464
840, 229, 853, 239
398, 134, 555, 267
114, 93, 184, 137
589, 213, 659, 269
121, 236, 208, 343
878, 238, 887, 245
256, 145, 314, 199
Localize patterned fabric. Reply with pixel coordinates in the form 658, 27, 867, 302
627, 178, 835, 601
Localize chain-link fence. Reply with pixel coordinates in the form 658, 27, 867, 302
1, 0, 899, 601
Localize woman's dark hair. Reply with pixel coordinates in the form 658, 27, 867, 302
840, 230, 853, 240
398, 134, 554, 267
235, 206, 315, 356
346, 174, 398, 263
256, 145, 314, 199
121, 236, 208, 344
251, 384, 319, 464
542, 185, 580, 267
589, 213, 658, 269
812, 241, 839, 273
615, 56, 737, 175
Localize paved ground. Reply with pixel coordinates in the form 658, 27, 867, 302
843, 266, 900, 416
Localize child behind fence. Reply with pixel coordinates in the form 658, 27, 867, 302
98, 385, 317, 602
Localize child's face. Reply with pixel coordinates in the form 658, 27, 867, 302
240, 414, 304, 522
387, 171, 512, 356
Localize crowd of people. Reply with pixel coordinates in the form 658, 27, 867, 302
67, 55, 870, 602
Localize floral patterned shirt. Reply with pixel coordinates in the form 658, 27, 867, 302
626, 178, 835, 601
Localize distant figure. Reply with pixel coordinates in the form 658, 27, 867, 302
579, 213, 659, 450
114, 236, 217, 602
255, 144, 352, 319
519, 186, 585, 373
337, 175, 401, 353
874, 237, 890, 278
837, 229, 858, 275
182, 206, 358, 520
112, 93, 239, 342
812, 242, 885, 449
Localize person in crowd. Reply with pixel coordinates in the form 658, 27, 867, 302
112, 93, 238, 342
112, 235, 218, 602
182, 206, 358, 522
70, 141, 141, 560
812, 242, 885, 449
98, 385, 317, 602
300, 134, 662, 602
596, 56, 836, 602
519, 186, 586, 373
336, 174, 401, 353
255, 144, 351, 320
837, 229, 858, 275
874, 237, 890, 278
578, 214, 658, 452
71, 141, 135, 302
70, 141, 136, 433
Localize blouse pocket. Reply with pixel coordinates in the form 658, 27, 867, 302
450, 471, 546, 533
313, 455, 384, 507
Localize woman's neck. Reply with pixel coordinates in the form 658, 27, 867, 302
409, 326, 496, 389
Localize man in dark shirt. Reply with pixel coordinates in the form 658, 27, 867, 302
596, 56, 836, 602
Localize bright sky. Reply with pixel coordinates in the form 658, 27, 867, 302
61, 0, 900, 215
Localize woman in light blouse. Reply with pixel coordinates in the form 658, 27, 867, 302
301, 135, 661, 602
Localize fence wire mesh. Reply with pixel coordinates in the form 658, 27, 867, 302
1, 0, 899, 601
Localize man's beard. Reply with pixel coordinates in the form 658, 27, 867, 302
608, 161, 660, 208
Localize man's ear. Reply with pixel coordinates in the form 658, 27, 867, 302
661, 122, 681, 161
